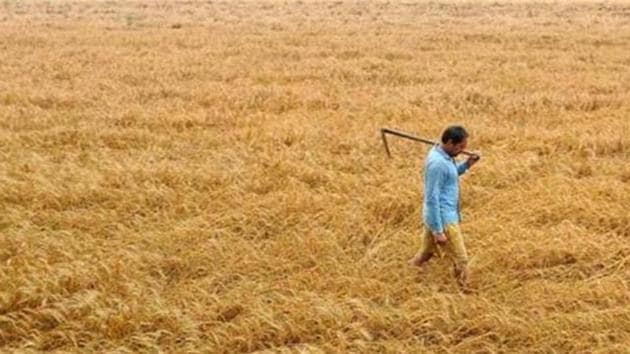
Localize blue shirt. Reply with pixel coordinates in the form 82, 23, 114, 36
422, 145, 469, 233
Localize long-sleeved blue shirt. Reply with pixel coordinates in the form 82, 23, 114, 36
422, 145, 469, 233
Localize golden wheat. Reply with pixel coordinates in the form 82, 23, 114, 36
0, 0, 629, 352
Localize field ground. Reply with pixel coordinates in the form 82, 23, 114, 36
1, 0, 629, 352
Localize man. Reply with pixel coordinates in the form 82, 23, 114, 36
409, 125, 480, 292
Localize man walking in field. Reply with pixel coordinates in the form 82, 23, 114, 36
409, 125, 480, 292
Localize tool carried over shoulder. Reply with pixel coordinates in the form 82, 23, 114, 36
380, 128, 479, 158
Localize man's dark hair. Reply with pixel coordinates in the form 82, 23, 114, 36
441, 125, 468, 144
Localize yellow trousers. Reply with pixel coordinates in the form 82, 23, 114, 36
420, 223, 469, 287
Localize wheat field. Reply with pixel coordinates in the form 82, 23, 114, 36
0, 0, 629, 352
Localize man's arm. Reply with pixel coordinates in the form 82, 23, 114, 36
456, 161, 469, 176
457, 154, 481, 175
425, 161, 445, 235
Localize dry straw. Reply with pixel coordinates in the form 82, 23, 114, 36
0, 0, 629, 352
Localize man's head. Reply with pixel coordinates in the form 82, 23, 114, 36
441, 125, 468, 157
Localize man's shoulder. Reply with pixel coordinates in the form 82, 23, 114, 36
426, 152, 448, 173
426, 147, 447, 164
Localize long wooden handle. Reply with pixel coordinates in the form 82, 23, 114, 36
380, 128, 478, 157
